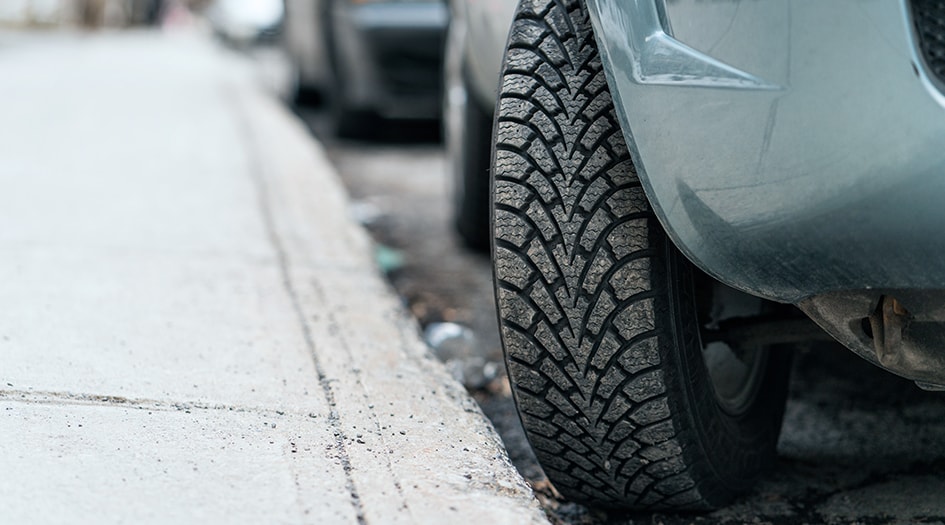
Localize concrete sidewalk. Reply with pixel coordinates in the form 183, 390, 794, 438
0, 31, 546, 524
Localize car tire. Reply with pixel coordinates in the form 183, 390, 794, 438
328, 63, 374, 139
445, 59, 493, 252
492, 0, 791, 510
323, 0, 373, 139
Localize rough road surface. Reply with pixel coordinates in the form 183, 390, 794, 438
0, 31, 547, 524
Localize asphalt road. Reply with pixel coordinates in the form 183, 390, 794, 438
295, 106, 945, 525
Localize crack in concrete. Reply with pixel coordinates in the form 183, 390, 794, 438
307, 277, 411, 516
229, 87, 368, 525
0, 389, 312, 418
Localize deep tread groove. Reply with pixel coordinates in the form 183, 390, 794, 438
494, 206, 574, 305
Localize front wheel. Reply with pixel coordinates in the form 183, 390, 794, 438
491, 0, 792, 510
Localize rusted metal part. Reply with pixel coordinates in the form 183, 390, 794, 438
869, 296, 912, 371
868, 295, 945, 390
799, 291, 945, 390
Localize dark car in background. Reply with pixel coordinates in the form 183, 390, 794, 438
285, 0, 447, 137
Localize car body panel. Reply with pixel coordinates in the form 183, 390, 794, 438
586, 0, 945, 303
462, 0, 518, 109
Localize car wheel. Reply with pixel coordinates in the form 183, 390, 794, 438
492, 0, 792, 510
323, 0, 372, 139
328, 62, 374, 138
445, 56, 493, 251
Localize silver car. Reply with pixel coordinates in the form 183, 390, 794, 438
479, 0, 945, 512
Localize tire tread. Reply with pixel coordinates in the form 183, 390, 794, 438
492, 0, 709, 509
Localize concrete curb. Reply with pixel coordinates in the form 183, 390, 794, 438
231, 75, 550, 524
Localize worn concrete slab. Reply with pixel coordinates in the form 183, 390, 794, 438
0, 399, 356, 524
0, 31, 547, 524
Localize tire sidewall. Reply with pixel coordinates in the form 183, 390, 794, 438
664, 245, 791, 503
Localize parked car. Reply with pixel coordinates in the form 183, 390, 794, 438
491, 0, 945, 512
285, 0, 448, 137
444, 0, 515, 249
206, 0, 284, 44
